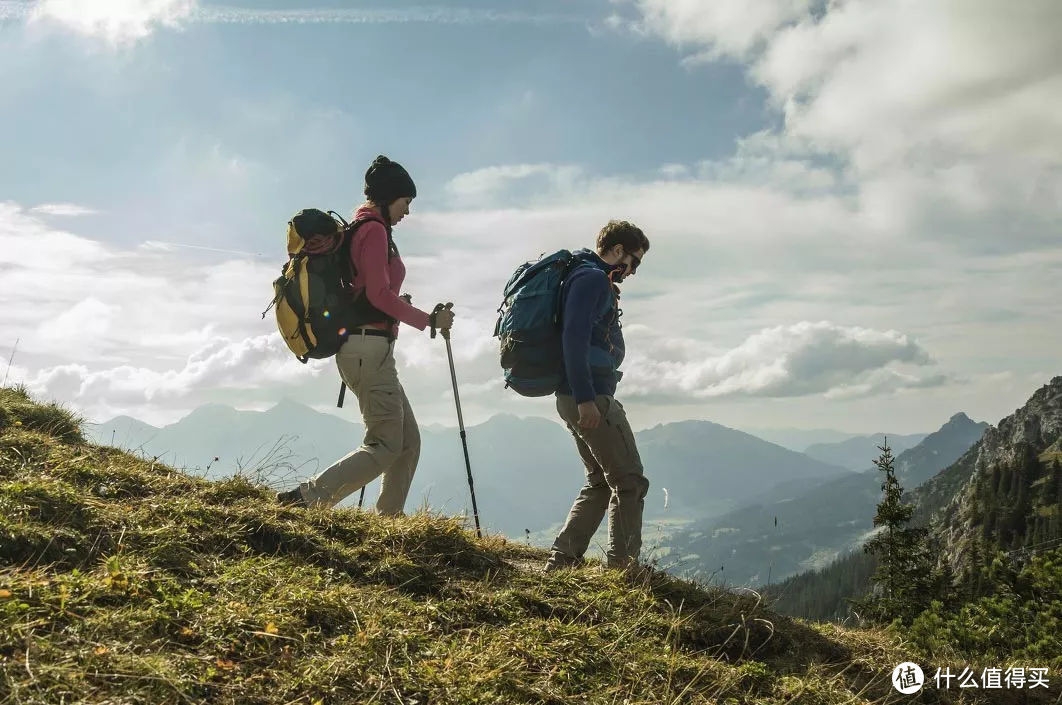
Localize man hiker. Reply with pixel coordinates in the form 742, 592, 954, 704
545, 220, 650, 572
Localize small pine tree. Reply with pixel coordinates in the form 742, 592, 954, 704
852, 440, 940, 625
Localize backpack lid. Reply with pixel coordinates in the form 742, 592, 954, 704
503, 249, 574, 298
288, 209, 344, 256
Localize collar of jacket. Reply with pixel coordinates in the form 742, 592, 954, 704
574, 248, 621, 276
352, 205, 392, 234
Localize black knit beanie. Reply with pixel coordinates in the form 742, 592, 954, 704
364, 155, 417, 206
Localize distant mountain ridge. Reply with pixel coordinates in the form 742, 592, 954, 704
86, 401, 849, 539
659, 410, 989, 586
736, 427, 863, 452
804, 432, 928, 471
634, 419, 851, 516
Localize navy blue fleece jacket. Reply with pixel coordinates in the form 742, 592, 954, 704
556, 250, 625, 403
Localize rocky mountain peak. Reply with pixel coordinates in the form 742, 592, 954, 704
933, 375, 1062, 572
975, 377, 1062, 470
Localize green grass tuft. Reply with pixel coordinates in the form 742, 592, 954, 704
0, 385, 85, 444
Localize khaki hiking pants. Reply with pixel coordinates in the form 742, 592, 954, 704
548, 394, 649, 570
299, 331, 420, 515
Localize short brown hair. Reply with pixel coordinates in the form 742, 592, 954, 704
596, 220, 649, 256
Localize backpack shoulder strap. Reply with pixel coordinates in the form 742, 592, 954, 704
327, 210, 349, 229
556, 255, 602, 323
342, 216, 399, 278
559, 256, 599, 294
345, 216, 380, 238
558, 256, 619, 325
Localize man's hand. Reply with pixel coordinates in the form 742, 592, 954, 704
577, 400, 601, 429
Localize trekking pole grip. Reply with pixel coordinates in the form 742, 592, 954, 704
430, 303, 445, 339
441, 302, 453, 340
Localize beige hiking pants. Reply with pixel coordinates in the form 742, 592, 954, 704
299, 331, 420, 515
548, 394, 649, 570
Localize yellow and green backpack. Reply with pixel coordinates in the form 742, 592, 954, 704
263, 208, 392, 362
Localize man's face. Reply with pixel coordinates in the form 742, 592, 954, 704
616, 247, 645, 282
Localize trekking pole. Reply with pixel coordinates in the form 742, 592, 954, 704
337, 381, 366, 508
432, 303, 482, 539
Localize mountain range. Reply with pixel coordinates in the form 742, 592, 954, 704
735, 427, 865, 452
659, 412, 990, 586
87, 401, 855, 539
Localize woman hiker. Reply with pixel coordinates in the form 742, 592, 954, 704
276, 155, 455, 514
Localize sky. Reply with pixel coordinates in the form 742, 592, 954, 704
1, 0, 1059, 435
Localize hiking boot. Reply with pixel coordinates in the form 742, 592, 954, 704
614, 560, 662, 586
276, 487, 308, 508
544, 551, 584, 573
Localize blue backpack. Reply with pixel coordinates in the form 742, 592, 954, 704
494, 249, 584, 396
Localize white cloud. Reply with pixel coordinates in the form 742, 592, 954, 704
445, 163, 585, 204
619, 0, 811, 61
0, 201, 111, 272
38, 298, 119, 343
6, 181, 1058, 433
29, 202, 100, 216
619, 0, 1062, 253
620, 321, 942, 400
22, 333, 326, 406
753, 1, 1062, 174
0, 201, 278, 365
29, 0, 196, 44
1, 199, 524, 425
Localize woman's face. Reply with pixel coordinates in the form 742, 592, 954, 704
388, 197, 413, 225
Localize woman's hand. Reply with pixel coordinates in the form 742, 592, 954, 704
429, 303, 455, 335
433, 306, 455, 330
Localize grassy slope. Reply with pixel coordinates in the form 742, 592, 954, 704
0, 387, 1053, 704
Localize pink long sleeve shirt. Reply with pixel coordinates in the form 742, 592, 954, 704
348, 205, 431, 337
